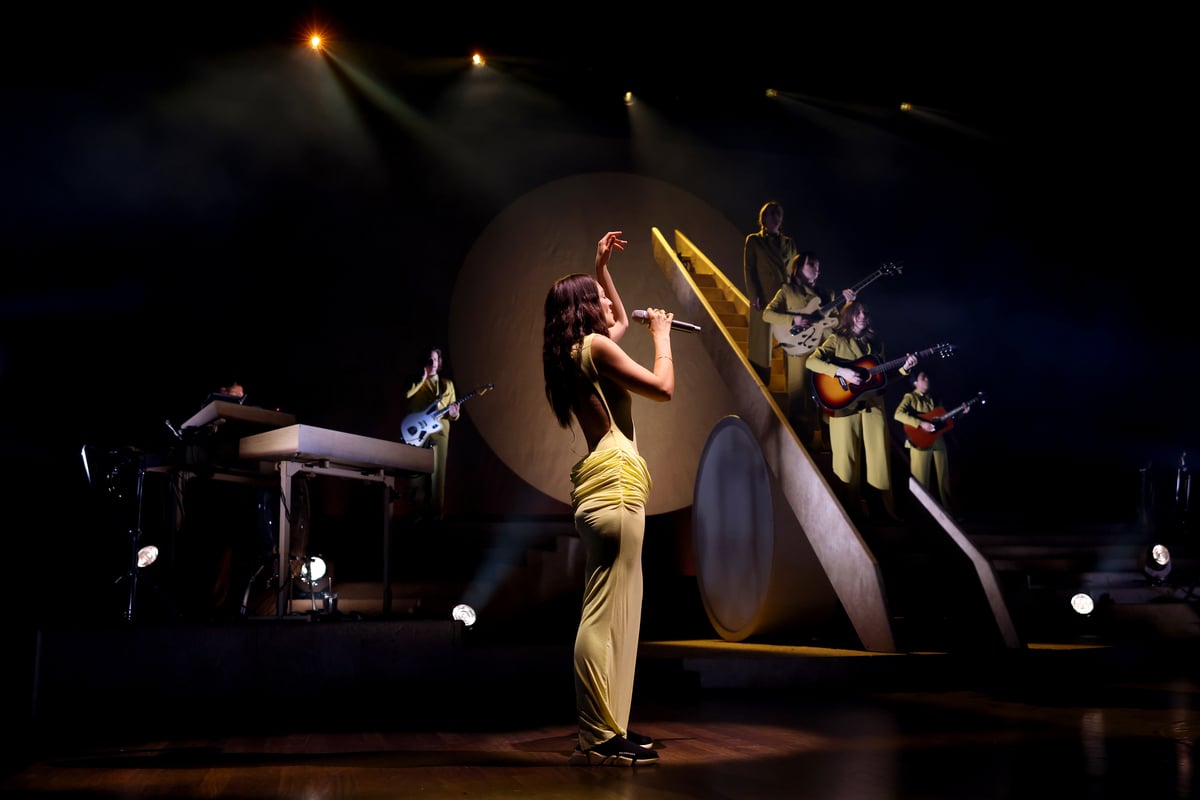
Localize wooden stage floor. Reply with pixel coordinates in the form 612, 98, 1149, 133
5, 614, 1199, 800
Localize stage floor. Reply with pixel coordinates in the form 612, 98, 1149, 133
6, 625, 1198, 800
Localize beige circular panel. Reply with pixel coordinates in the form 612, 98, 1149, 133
449, 172, 741, 515
692, 416, 775, 640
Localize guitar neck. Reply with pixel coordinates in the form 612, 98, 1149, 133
433, 384, 493, 419
941, 404, 967, 422
867, 345, 946, 376
941, 394, 984, 422
815, 269, 884, 316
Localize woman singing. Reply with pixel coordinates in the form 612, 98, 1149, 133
542, 230, 675, 767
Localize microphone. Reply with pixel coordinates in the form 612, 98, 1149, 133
632, 309, 702, 333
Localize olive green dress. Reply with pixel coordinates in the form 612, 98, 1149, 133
569, 334, 652, 751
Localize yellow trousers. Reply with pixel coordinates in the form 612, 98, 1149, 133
828, 404, 893, 510
908, 445, 953, 513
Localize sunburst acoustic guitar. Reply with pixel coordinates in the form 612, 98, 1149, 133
810, 343, 956, 412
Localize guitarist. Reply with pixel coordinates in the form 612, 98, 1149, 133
893, 370, 968, 516
806, 302, 918, 523
762, 252, 856, 450
406, 347, 460, 521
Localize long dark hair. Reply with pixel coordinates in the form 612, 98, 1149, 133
833, 300, 876, 341
787, 251, 820, 288
543, 273, 609, 427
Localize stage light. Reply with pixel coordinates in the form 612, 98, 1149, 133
137, 545, 159, 568
624, 91, 634, 107
900, 102, 912, 111
472, 53, 485, 67
1141, 543, 1172, 582
310, 35, 322, 51
81, 444, 92, 485
765, 88, 778, 98
1070, 592, 1095, 615
292, 555, 338, 613
295, 555, 331, 595
451, 603, 477, 627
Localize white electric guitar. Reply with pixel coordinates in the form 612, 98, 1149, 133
401, 383, 494, 447
770, 261, 902, 355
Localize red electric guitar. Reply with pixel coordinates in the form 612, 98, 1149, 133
903, 392, 987, 449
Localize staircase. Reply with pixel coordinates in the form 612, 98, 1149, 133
674, 232, 786, 399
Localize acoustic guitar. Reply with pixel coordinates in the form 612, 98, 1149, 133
770, 261, 902, 356
402, 383, 494, 447
903, 392, 987, 449
810, 343, 955, 412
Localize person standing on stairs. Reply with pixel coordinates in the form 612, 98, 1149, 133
806, 301, 917, 523
762, 251, 856, 451
542, 230, 675, 767
743, 200, 797, 385
893, 369, 968, 517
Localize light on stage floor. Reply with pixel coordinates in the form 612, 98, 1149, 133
291, 555, 338, 614
295, 555, 331, 594
1141, 543, 1172, 582
136, 545, 159, 569
451, 603, 477, 628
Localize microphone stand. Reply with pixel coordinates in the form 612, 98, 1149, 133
113, 453, 147, 623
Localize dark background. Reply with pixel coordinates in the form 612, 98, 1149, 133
3, 5, 1193, 622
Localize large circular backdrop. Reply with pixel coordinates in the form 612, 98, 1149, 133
449, 172, 743, 515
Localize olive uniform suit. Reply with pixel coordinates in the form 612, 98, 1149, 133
743, 230, 797, 380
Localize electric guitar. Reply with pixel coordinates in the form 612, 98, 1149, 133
811, 343, 955, 412
770, 261, 903, 356
903, 392, 987, 450
401, 383, 494, 447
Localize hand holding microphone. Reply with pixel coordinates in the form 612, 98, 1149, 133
632, 309, 702, 333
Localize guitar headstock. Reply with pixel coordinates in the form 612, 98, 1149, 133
879, 261, 903, 277
931, 343, 956, 360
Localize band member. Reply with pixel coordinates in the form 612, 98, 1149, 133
743, 201, 797, 384
806, 301, 916, 521
762, 251, 855, 449
406, 347, 459, 520
894, 370, 968, 515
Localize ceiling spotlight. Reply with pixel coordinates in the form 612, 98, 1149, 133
1069, 592, 1095, 616
624, 91, 634, 107
899, 102, 912, 111
310, 35, 322, 51
765, 88, 778, 98
472, 53, 485, 67
451, 603, 477, 627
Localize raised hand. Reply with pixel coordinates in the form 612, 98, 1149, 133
596, 231, 628, 269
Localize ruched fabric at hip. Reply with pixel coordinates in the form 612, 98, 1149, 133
570, 434, 651, 510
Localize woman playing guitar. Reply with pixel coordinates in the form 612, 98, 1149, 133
893, 370, 967, 516
806, 301, 917, 523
